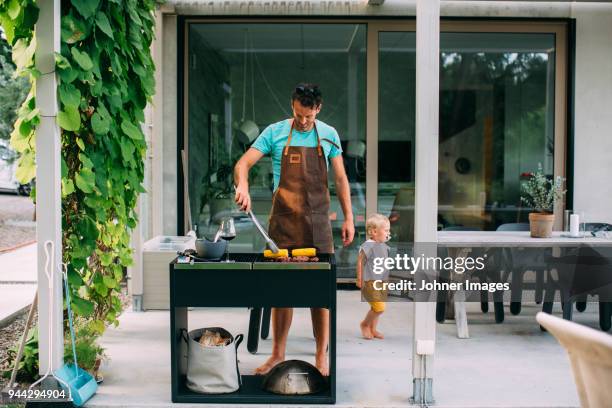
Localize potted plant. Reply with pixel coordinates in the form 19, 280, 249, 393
200, 163, 235, 225
520, 164, 566, 238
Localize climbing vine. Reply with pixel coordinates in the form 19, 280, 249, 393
0, 0, 157, 336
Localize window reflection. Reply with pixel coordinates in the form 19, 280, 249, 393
377, 31, 557, 248
186, 24, 367, 279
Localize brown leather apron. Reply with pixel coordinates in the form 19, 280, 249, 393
268, 120, 334, 254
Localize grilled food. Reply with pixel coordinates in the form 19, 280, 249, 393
267, 256, 320, 263
291, 248, 317, 257
263, 249, 289, 258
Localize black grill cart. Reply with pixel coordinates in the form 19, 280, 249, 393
170, 253, 336, 404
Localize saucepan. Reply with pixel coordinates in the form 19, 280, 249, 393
261, 360, 328, 395
195, 238, 228, 260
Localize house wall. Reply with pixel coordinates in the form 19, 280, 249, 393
571, 4, 612, 224
152, 1, 612, 237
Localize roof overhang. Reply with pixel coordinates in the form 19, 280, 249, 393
161, 0, 612, 18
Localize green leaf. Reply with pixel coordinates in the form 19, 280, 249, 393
91, 112, 110, 134
73, 0, 100, 19
61, 157, 68, 178
67, 269, 84, 287
119, 252, 133, 266
21, 2, 39, 32
93, 274, 108, 296
58, 67, 79, 83
7, 0, 21, 20
112, 265, 123, 281
75, 168, 95, 193
59, 83, 81, 108
1, 16, 16, 45
55, 53, 71, 69
76, 138, 85, 151
79, 153, 94, 169
12, 38, 36, 70
103, 275, 116, 289
23, 107, 39, 122
79, 216, 99, 241
71, 47, 93, 71
61, 12, 90, 44
15, 153, 36, 184
18, 119, 32, 138
95, 12, 114, 39
119, 138, 135, 163
100, 252, 113, 266
120, 120, 142, 140
71, 296, 94, 317
57, 106, 81, 131
62, 178, 75, 197
89, 319, 105, 334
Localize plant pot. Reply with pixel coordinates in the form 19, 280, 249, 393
529, 212, 555, 238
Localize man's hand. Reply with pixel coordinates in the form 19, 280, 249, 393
356, 276, 362, 289
235, 183, 251, 212
341, 218, 355, 247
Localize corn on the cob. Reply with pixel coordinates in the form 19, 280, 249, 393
291, 248, 317, 257
263, 249, 289, 258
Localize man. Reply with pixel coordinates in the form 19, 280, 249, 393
234, 83, 355, 376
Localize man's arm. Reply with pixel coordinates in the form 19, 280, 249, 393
330, 155, 355, 246
234, 147, 264, 211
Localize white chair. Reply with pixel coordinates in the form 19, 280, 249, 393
536, 312, 612, 408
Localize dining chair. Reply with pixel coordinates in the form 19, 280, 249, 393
543, 245, 612, 331
496, 222, 548, 316
536, 312, 612, 407
574, 223, 612, 313
435, 226, 504, 323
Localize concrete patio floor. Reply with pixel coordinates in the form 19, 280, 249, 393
89, 290, 593, 407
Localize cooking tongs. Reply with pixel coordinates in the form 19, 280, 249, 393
247, 209, 280, 254
234, 185, 280, 253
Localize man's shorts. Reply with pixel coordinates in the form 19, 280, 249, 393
362, 280, 388, 313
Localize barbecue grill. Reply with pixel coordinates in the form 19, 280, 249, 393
170, 252, 336, 404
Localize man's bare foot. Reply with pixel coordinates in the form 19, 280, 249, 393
254, 355, 285, 375
315, 354, 329, 376
360, 321, 373, 340
373, 329, 384, 339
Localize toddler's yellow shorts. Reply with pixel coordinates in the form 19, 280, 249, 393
362, 280, 387, 313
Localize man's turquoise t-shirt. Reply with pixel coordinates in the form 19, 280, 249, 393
251, 119, 342, 191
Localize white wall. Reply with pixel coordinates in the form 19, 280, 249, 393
572, 4, 612, 224
162, 14, 178, 235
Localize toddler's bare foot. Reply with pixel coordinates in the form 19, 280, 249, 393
373, 329, 385, 339
360, 321, 373, 340
254, 355, 284, 375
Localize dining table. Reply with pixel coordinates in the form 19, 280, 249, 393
437, 230, 612, 338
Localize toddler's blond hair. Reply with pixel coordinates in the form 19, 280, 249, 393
366, 213, 390, 238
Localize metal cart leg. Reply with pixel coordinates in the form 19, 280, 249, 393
261, 307, 271, 339
247, 307, 262, 354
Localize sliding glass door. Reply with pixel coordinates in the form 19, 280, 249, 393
182, 19, 567, 279
184, 22, 367, 278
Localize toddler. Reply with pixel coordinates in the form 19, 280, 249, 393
357, 213, 390, 339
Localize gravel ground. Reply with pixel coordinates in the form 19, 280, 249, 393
0, 309, 37, 391
0, 194, 35, 252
